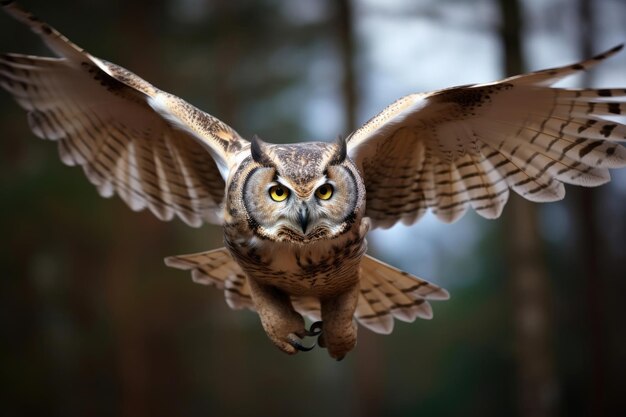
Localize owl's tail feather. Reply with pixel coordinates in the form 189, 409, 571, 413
165, 249, 450, 336
289, 255, 451, 334
164, 247, 255, 311
164, 248, 329, 322
354, 255, 449, 334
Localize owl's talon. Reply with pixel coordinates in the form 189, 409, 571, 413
304, 321, 323, 337
289, 337, 315, 352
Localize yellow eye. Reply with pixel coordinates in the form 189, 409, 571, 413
315, 184, 333, 200
269, 185, 289, 202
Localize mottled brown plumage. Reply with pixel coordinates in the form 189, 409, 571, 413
2, 2, 625, 360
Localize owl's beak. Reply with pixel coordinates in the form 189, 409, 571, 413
298, 206, 310, 234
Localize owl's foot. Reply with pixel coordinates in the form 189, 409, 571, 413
263, 314, 318, 355
282, 322, 322, 352
276, 322, 323, 353
265, 323, 313, 355
246, 278, 315, 355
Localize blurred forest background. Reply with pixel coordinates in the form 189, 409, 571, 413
1, 0, 625, 416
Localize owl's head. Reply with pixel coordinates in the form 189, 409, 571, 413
230, 136, 365, 245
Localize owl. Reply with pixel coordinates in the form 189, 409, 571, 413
2, 1, 626, 360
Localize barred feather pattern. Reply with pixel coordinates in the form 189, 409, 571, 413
354, 255, 449, 334
289, 255, 450, 334
0, 53, 227, 225
4, 1, 626, 357
0, 1, 248, 226
348, 45, 626, 228
166, 249, 449, 334
165, 248, 254, 310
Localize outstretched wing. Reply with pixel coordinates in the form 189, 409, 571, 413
0, 2, 247, 226
348, 45, 626, 229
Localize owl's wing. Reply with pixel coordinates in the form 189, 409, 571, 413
347, 45, 626, 228
0, 2, 247, 226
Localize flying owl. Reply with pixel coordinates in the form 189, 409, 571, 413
2, 1, 626, 360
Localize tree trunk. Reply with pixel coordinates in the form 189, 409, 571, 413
337, 0, 358, 133
576, 1, 606, 415
497, 1, 559, 416
105, 2, 181, 415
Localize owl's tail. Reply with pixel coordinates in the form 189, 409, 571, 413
164, 247, 255, 311
165, 249, 449, 335
291, 256, 450, 334
351, 255, 449, 334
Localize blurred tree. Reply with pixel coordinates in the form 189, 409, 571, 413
574, 0, 618, 415
497, 1, 558, 417
575, 2, 606, 416
1, 1, 625, 416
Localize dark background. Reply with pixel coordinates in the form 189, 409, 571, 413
1, 0, 625, 416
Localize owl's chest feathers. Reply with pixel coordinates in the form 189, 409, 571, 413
224, 221, 367, 297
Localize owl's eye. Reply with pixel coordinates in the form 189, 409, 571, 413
315, 184, 334, 200
269, 185, 289, 202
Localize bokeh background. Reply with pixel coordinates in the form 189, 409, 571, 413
1, 0, 625, 416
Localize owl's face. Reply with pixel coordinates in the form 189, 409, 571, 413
232, 138, 365, 245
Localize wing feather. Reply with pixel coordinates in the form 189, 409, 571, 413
1, 2, 248, 226
348, 45, 626, 228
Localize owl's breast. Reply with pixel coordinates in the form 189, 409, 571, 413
225, 218, 369, 297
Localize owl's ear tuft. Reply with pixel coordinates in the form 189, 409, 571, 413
328, 135, 347, 165
250, 135, 273, 166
